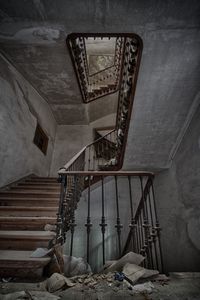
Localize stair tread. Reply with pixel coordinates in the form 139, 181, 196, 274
18, 182, 59, 185
30, 177, 57, 179
0, 197, 59, 200
0, 206, 57, 210
0, 190, 59, 194
13, 185, 60, 189
0, 230, 56, 238
0, 216, 56, 220
0, 250, 51, 262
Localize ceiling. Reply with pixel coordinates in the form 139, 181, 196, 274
0, 0, 199, 169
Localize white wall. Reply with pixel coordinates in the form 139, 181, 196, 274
0, 53, 57, 187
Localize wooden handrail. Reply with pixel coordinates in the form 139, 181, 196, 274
58, 170, 154, 176
89, 64, 116, 77
60, 128, 116, 172
87, 129, 115, 147
61, 146, 86, 171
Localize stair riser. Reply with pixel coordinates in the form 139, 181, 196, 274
0, 239, 51, 250
0, 209, 57, 217
18, 183, 60, 187
12, 186, 60, 191
0, 220, 56, 231
26, 179, 57, 183
0, 199, 59, 207
0, 193, 59, 198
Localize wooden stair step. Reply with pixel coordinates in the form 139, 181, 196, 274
10, 186, 60, 191
0, 250, 51, 278
19, 181, 59, 185
16, 184, 60, 189
0, 230, 56, 250
0, 197, 59, 207
0, 206, 58, 217
0, 190, 60, 198
0, 216, 56, 230
24, 181, 58, 185
26, 177, 57, 183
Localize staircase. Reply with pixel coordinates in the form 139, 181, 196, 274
0, 33, 164, 278
0, 176, 59, 278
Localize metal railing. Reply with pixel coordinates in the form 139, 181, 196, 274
67, 34, 125, 102
57, 171, 163, 272
56, 129, 118, 243
122, 176, 164, 272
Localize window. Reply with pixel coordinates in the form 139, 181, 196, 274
33, 123, 48, 155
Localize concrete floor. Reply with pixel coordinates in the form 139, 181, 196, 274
0, 277, 200, 300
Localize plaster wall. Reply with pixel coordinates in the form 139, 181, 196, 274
0, 53, 56, 187
90, 113, 116, 129
50, 113, 116, 175
154, 103, 200, 272
50, 125, 93, 176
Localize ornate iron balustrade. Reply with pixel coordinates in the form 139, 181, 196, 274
122, 176, 164, 272
56, 129, 118, 243
57, 171, 163, 272
67, 34, 125, 102
115, 35, 143, 167
67, 33, 142, 165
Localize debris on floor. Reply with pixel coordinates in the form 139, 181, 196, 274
0, 290, 60, 300
0, 251, 172, 299
46, 272, 75, 293
103, 251, 145, 273
63, 255, 92, 277
131, 281, 155, 294
123, 262, 159, 284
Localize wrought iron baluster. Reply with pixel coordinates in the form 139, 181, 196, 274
140, 176, 150, 268
85, 176, 92, 263
151, 180, 164, 273
69, 175, 77, 256
88, 146, 91, 170
146, 182, 156, 270
92, 146, 95, 170
128, 176, 137, 252
146, 185, 154, 269
138, 213, 145, 263
114, 176, 123, 257
99, 176, 107, 265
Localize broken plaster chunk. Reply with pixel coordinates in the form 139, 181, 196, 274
46, 272, 75, 293
104, 252, 145, 273
63, 255, 91, 277
132, 281, 155, 294
141, 268, 159, 279
123, 263, 146, 284
123, 263, 159, 284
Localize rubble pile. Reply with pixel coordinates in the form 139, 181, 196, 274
0, 251, 169, 299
